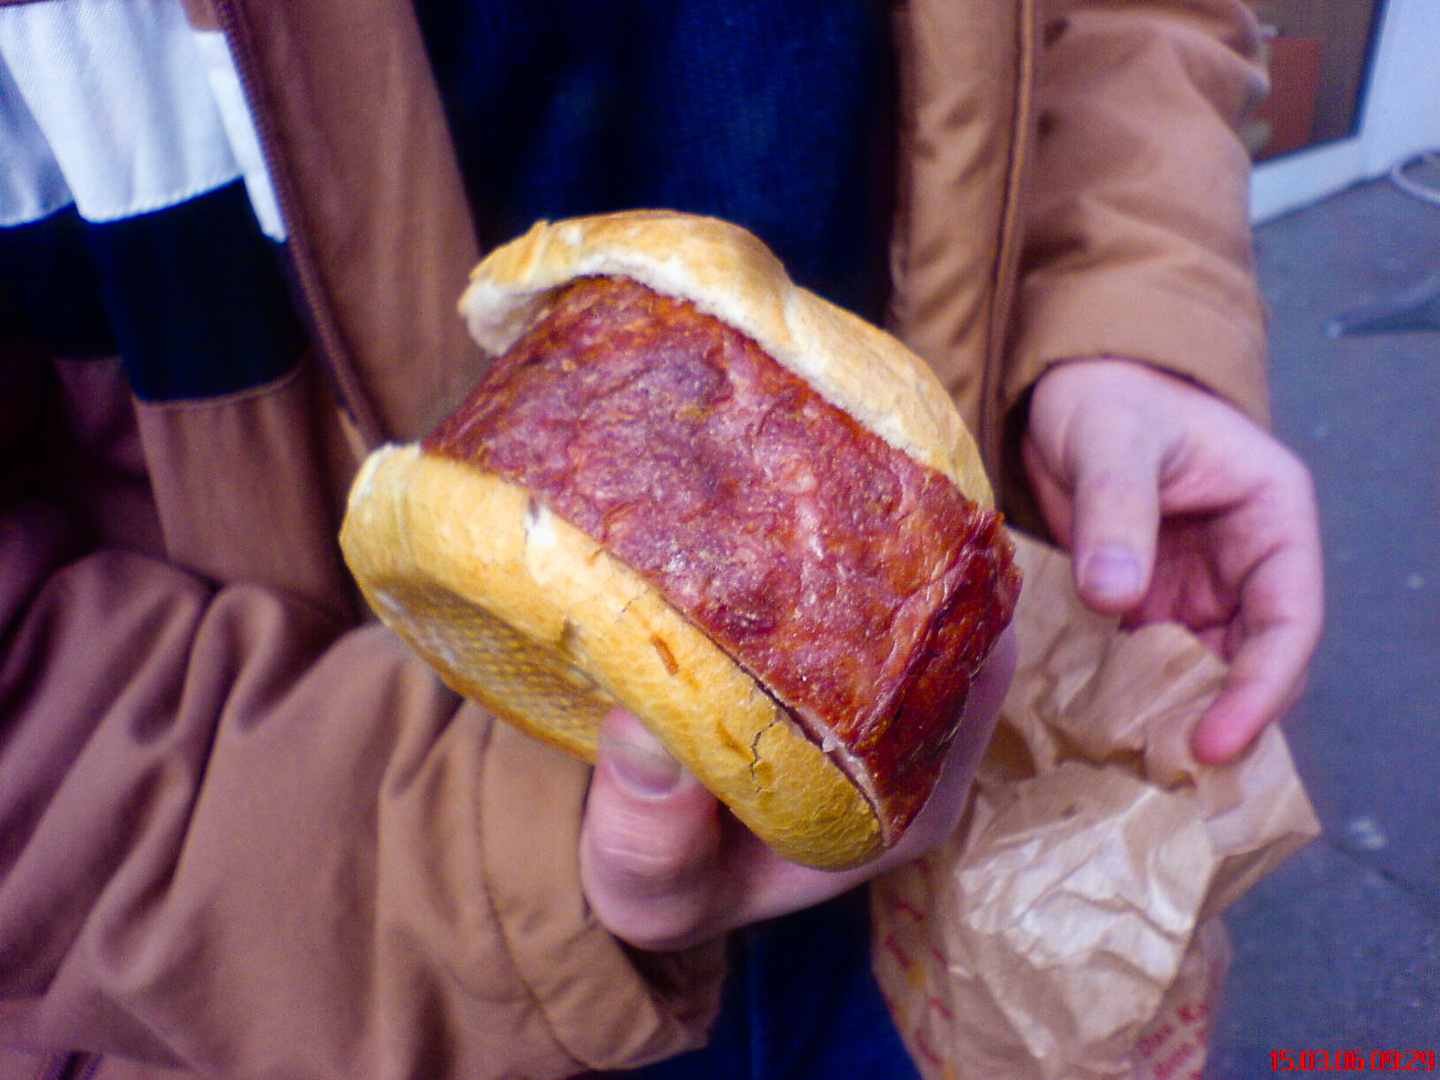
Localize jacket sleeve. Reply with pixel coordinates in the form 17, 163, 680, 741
1005, 0, 1272, 427
0, 386, 723, 1078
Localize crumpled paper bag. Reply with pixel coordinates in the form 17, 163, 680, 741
872, 532, 1320, 1080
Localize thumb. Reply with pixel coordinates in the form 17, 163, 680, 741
579, 708, 727, 950
1066, 428, 1163, 615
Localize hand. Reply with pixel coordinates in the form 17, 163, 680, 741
1022, 358, 1323, 764
578, 628, 1016, 951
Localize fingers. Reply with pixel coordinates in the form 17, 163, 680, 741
579, 708, 729, 951
579, 629, 1021, 950
1193, 637, 1310, 764
1062, 431, 1164, 618
1024, 360, 1170, 616
1025, 359, 1326, 766
1193, 466, 1324, 764
580, 711, 851, 950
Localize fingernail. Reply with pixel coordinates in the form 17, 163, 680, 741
603, 732, 683, 798
1081, 545, 1141, 601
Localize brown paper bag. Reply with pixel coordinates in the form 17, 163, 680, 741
873, 532, 1320, 1080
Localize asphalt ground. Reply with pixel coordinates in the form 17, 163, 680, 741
1205, 175, 1440, 1075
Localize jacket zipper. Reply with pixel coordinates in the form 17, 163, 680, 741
209, 0, 385, 446
982, 0, 1037, 494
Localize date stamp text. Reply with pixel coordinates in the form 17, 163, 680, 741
1272, 1050, 1436, 1072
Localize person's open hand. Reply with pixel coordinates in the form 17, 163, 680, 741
1022, 358, 1323, 764
579, 628, 1016, 952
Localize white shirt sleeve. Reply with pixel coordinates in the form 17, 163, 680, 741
0, 0, 285, 240
0, 57, 73, 226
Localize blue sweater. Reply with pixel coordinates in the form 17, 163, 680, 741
416, 0, 895, 323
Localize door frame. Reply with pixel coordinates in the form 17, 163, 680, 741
1251, 0, 1440, 223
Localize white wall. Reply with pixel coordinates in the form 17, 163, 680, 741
1251, 0, 1440, 223
1358, 0, 1440, 174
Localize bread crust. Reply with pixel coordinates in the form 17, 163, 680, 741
460, 211, 995, 507
342, 211, 1012, 869
341, 443, 882, 869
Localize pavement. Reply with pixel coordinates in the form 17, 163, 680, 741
1205, 176, 1440, 1075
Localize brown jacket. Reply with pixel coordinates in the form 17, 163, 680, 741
0, 1, 1269, 1077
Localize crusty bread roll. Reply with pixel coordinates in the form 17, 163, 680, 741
340, 211, 1017, 870
460, 211, 996, 503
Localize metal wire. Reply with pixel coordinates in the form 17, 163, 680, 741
1389, 151, 1440, 207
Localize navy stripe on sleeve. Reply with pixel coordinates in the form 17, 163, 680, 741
0, 204, 118, 360
86, 180, 308, 402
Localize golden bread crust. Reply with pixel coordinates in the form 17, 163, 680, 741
460, 211, 994, 507
340, 444, 882, 869
342, 211, 1017, 868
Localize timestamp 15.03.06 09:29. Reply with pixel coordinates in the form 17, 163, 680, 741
1272, 1050, 1436, 1072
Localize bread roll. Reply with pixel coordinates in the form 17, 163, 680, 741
341, 211, 1018, 869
